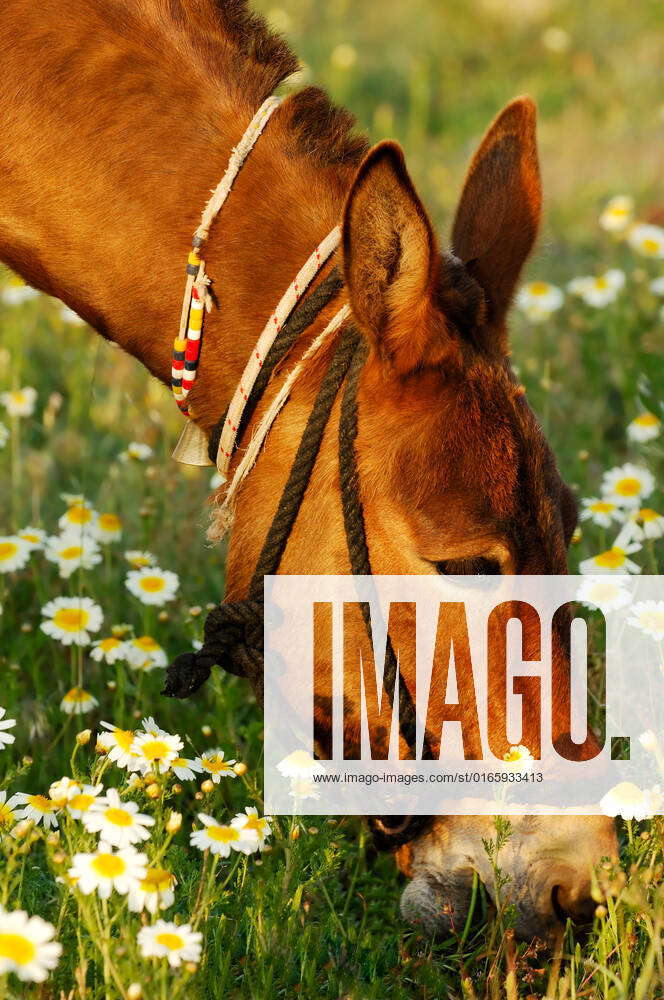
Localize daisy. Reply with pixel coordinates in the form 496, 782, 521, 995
95, 513, 122, 544
58, 502, 98, 534
40, 597, 103, 647
125, 636, 168, 672
97, 722, 141, 771
17, 527, 46, 550
231, 807, 272, 849
60, 688, 98, 715
0, 791, 24, 830
170, 756, 203, 781
197, 749, 237, 783
567, 269, 625, 308
0, 536, 32, 573
124, 550, 157, 569
634, 508, 664, 540
91, 637, 128, 665
599, 195, 634, 233
13, 794, 58, 829
137, 920, 202, 968
628, 601, 664, 642
48, 777, 80, 807
601, 463, 655, 508
0, 387, 37, 418
1, 275, 40, 306
66, 784, 104, 819
125, 567, 179, 607
627, 411, 661, 443
580, 497, 621, 529
577, 578, 632, 613
650, 276, 664, 296
579, 545, 641, 576
68, 842, 147, 899
128, 867, 176, 915
600, 781, 661, 820
0, 708, 16, 749
120, 442, 153, 462
84, 789, 154, 847
628, 223, 664, 259
502, 744, 535, 771
0, 906, 61, 983
45, 533, 102, 578
516, 281, 564, 322
288, 778, 320, 802
131, 729, 183, 775
60, 493, 92, 508
190, 813, 258, 857
276, 750, 325, 780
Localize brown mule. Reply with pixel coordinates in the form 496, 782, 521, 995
0, 0, 616, 937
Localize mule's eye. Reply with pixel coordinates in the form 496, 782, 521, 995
434, 557, 501, 576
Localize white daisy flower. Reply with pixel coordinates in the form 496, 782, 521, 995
600, 781, 661, 820
287, 777, 320, 802
93, 513, 122, 544
190, 813, 258, 857
210, 471, 225, 490
577, 578, 632, 612
516, 281, 564, 322
628, 601, 664, 642
66, 784, 104, 819
650, 276, 664, 296
627, 411, 661, 443
0, 387, 37, 417
580, 497, 621, 529
131, 729, 183, 775
128, 868, 176, 915
17, 527, 46, 550
60, 493, 92, 508
502, 744, 535, 771
13, 794, 58, 829
638, 730, 658, 753
59, 305, 85, 325
58, 502, 98, 534
83, 788, 154, 848
125, 636, 168, 672
276, 750, 325, 780
230, 807, 272, 849
567, 269, 625, 308
170, 756, 203, 781
628, 223, 664, 259
1, 276, 40, 306
633, 508, 664, 540
90, 637, 128, 665
60, 687, 98, 716
68, 842, 147, 899
0, 708, 16, 749
124, 550, 157, 569
40, 597, 103, 647
125, 567, 179, 607
48, 777, 80, 807
601, 463, 655, 508
0, 536, 32, 574
196, 749, 237, 783
0, 791, 24, 830
0, 906, 61, 983
579, 545, 641, 576
119, 442, 153, 462
137, 920, 202, 968
0, 422, 8, 449
45, 533, 102, 579
97, 722, 141, 771
599, 195, 634, 233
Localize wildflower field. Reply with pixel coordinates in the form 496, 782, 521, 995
1, 0, 664, 997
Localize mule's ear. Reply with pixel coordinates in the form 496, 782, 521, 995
452, 97, 541, 332
342, 141, 443, 372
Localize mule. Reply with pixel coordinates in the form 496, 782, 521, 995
0, 0, 616, 939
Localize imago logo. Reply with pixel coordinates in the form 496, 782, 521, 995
264, 575, 664, 816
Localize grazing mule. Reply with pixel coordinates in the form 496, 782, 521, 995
0, 0, 616, 938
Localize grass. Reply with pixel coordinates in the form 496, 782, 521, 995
0, 0, 664, 996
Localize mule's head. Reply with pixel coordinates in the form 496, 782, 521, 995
340, 97, 617, 938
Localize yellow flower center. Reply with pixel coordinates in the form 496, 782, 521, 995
131, 556, 152, 567
98, 514, 121, 531
53, 608, 89, 632
0, 933, 37, 966
113, 729, 135, 752
637, 610, 664, 632
10, 392, 26, 405
91, 854, 126, 879
99, 638, 121, 651
64, 687, 89, 704
0, 804, 16, 827
590, 501, 615, 514
614, 477, 641, 497
641, 238, 661, 255
134, 636, 159, 651
69, 793, 95, 812
594, 548, 626, 569
104, 807, 133, 827
140, 739, 171, 761
244, 814, 265, 834
202, 757, 230, 774
639, 508, 661, 523
207, 825, 239, 844
634, 413, 659, 428
20, 533, 40, 543
588, 583, 620, 602
139, 576, 165, 593
60, 546, 83, 560
593, 277, 608, 289
27, 795, 52, 813
0, 542, 18, 560
155, 932, 184, 951
65, 505, 93, 525
529, 281, 550, 296
141, 868, 172, 892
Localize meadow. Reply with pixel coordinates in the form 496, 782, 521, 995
1, 0, 664, 996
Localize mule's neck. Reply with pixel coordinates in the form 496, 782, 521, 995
0, 1, 356, 432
